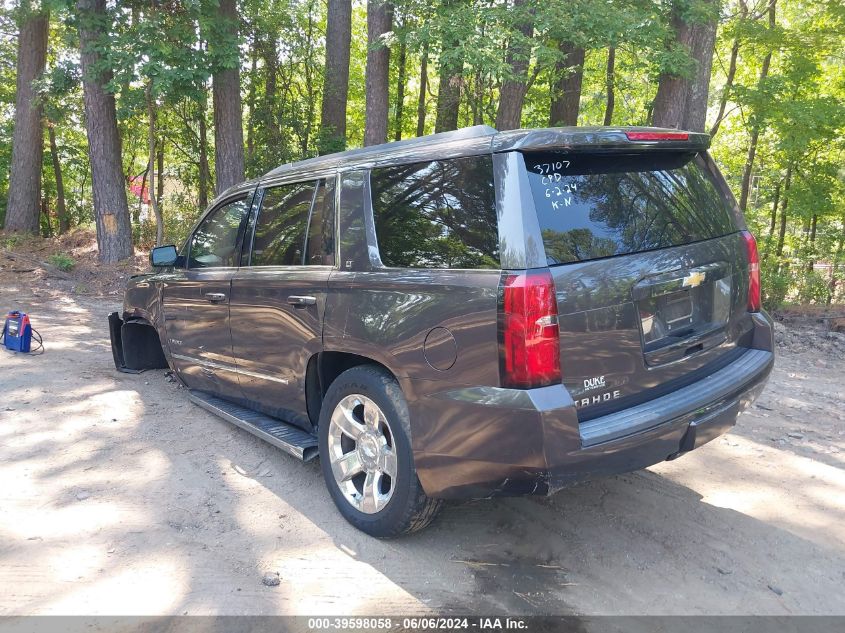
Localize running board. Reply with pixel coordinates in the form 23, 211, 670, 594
188, 391, 318, 461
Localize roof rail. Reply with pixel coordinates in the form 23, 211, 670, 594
262, 125, 498, 180
259, 124, 709, 183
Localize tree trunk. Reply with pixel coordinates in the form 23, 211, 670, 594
77, 0, 133, 263
829, 214, 845, 303
198, 91, 211, 211
41, 197, 52, 238
470, 67, 483, 125
549, 42, 584, 127
652, 0, 718, 131
710, 1, 747, 137
709, 38, 739, 137
416, 42, 429, 136
364, 0, 392, 146
146, 86, 164, 247
434, 1, 464, 134
394, 30, 407, 141
4, 4, 49, 234
211, 0, 245, 195
739, 0, 776, 211
603, 47, 616, 126
682, 10, 718, 132
246, 41, 258, 167
262, 35, 280, 142
768, 180, 781, 237
301, 3, 317, 156
157, 143, 164, 205
319, 0, 352, 154
435, 66, 462, 133
738, 129, 762, 212
807, 213, 818, 272
134, 168, 146, 227
775, 165, 791, 259
652, 6, 690, 129
48, 124, 70, 235
495, 0, 534, 131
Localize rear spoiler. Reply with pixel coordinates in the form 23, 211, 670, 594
492, 126, 710, 154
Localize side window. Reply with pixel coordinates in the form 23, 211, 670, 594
251, 181, 317, 266
337, 170, 367, 270
188, 197, 251, 269
305, 179, 336, 266
370, 155, 499, 269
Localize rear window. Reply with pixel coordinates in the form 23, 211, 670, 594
370, 156, 499, 269
524, 153, 739, 265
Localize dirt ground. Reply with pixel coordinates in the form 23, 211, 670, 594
1, 257, 844, 617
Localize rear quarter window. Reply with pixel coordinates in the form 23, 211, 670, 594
524, 152, 739, 265
370, 155, 499, 269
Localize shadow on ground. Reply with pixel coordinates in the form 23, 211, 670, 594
1, 288, 844, 617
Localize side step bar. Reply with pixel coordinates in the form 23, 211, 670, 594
188, 391, 319, 461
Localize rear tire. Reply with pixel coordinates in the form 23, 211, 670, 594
318, 365, 442, 537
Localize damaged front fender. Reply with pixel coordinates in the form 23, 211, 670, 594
108, 312, 168, 373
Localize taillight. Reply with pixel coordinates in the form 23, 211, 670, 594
625, 131, 690, 141
742, 230, 761, 312
499, 270, 561, 389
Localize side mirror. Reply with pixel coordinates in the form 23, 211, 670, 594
150, 244, 178, 268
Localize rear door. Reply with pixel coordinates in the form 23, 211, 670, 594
228, 176, 336, 429
521, 151, 752, 419
163, 194, 253, 397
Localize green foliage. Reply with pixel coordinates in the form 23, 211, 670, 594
2, 234, 22, 249
0, 0, 841, 308
760, 257, 792, 311
137, 190, 197, 249
47, 252, 74, 271
797, 269, 832, 305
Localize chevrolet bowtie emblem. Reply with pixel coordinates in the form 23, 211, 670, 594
682, 271, 706, 288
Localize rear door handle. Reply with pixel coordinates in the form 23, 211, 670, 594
204, 292, 227, 303
287, 295, 317, 307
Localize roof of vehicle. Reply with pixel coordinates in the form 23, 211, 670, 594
213, 125, 710, 203
259, 125, 710, 183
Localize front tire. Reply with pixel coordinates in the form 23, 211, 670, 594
318, 365, 442, 537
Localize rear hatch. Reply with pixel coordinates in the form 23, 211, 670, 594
522, 149, 754, 420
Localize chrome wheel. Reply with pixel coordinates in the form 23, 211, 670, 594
327, 394, 398, 514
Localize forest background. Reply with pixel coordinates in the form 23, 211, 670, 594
1, 0, 843, 309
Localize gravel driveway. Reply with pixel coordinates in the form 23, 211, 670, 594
1, 282, 844, 617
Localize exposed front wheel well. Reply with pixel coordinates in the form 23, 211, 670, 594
116, 317, 169, 371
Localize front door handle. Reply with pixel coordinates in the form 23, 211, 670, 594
287, 295, 317, 308
204, 292, 227, 303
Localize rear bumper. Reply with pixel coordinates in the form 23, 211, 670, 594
412, 312, 774, 499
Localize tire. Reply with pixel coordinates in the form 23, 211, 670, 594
318, 365, 442, 537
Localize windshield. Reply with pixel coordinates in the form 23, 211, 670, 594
523, 152, 739, 265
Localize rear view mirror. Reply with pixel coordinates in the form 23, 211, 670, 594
150, 244, 178, 267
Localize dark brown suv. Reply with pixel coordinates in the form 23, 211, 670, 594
109, 125, 774, 537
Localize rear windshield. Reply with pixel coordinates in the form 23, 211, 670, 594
523, 152, 739, 265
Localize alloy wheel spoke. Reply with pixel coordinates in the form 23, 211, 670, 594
379, 448, 397, 478
332, 451, 364, 482
332, 403, 365, 440
361, 471, 381, 513
363, 402, 380, 431
330, 394, 395, 515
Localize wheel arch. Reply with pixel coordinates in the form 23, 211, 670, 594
112, 314, 169, 372
307, 351, 404, 428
